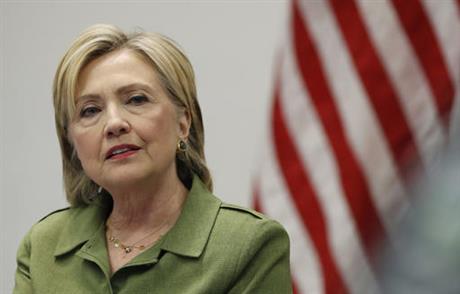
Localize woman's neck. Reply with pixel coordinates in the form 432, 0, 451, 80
105, 174, 188, 234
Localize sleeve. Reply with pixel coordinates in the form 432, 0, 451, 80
13, 229, 33, 294
228, 220, 293, 294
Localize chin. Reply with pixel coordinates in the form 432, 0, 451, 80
98, 170, 153, 190
94, 163, 174, 191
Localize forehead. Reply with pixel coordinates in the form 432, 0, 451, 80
76, 49, 159, 97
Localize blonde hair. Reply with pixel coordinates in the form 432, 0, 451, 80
53, 24, 212, 206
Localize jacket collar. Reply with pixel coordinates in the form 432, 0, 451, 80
53, 195, 110, 257
160, 177, 221, 257
54, 176, 221, 259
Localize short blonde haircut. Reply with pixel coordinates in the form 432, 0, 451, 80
53, 24, 212, 206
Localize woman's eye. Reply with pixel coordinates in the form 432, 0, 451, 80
80, 106, 100, 118
128, 95, 148, 105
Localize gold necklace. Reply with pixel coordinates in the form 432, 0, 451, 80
106, 225, 165, 254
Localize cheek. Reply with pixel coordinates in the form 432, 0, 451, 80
69, 127, 101, 161
138, 109, 180, 143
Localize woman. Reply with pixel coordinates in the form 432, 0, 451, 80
14, 24, 292, 293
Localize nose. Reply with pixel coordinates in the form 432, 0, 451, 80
103, 105, 131, 138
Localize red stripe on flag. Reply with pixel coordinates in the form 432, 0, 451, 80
391, 0, 455, 127
273, 90, 347, 294
292, 281, 299, 294
293, 0, 386, 258
329, 0, 423, 174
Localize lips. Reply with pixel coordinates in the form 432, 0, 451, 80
105, 144, 141, 160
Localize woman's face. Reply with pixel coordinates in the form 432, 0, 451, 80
68, 49, 189, 190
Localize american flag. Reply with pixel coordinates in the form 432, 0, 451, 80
253, 0, 460, 293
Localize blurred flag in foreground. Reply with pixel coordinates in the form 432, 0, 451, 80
379, 132, 460, 293
253, 1, 460, 293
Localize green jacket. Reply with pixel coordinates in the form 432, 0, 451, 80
14, 177, 292, 293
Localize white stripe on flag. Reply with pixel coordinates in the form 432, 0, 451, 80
421, 0, 460, 136
422, 0, 460, 86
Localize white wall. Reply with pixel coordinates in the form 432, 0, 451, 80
0, 1, 288, 292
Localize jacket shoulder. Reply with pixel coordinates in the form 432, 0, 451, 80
30, 206, 76, 241
220, 202, 265, 220
216, 206, 292, 293
17, 207, 75, 259
38, 207, 71, 223
217, 202, 288, 238
210, 202, 290, 289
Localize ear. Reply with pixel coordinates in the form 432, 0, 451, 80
177, 108, 191, 139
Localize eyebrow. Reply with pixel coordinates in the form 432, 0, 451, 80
76, 83, 155, 102
115, 83, 155, 96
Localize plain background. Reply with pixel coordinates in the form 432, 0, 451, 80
0, 1, 288, 292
